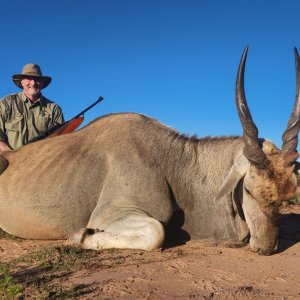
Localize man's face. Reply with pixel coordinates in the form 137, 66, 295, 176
21, 76, 43, 99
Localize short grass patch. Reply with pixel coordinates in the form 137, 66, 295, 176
0, 245, 125, 299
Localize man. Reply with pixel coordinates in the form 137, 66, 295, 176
0, 63, 64, 151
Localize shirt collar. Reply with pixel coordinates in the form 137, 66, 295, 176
20, 92, 44, 106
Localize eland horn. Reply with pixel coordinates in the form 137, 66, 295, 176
235, 47, 267, 169
281, 47, 300, 165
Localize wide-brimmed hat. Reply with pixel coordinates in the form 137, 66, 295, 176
12, 63, 52, 89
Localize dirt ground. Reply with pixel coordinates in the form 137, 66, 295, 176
0, 204, 300, 299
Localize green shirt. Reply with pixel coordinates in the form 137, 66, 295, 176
0, 92, 64, 149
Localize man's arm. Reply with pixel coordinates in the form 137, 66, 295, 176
53, 104, 65, 125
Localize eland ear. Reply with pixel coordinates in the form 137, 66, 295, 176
0, 154, 8, 174
214, 156, 249, 201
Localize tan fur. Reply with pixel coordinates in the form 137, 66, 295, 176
239, 141, 297, 255
249, 141, 297, 206
0, 113, 296, 254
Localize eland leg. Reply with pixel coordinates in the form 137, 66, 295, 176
67, 212, 165, 251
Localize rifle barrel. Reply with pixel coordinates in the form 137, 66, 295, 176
73, 96, 104, 119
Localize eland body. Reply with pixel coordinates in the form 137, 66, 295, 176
0, 48, 299, 255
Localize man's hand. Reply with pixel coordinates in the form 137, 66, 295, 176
0, 141, 11, 152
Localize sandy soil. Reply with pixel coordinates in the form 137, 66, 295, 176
0, 204, 299, 299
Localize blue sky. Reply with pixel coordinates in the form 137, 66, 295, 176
1, 0, 300, 147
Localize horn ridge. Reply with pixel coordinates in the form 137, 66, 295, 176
235, 47, 267, 169
281, 47, 300, 163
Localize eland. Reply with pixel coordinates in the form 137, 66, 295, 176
0, 48, 299, 255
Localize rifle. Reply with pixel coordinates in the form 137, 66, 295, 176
27, 96, 104, 144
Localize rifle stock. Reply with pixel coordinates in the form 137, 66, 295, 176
27, 96, 103, 144
49, 117, 84, 137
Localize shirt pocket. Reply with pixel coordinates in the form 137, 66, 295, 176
5, 116, 25, 148
5, 116, 25, 132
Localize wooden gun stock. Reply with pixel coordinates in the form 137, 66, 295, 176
49, 117, 84, 137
